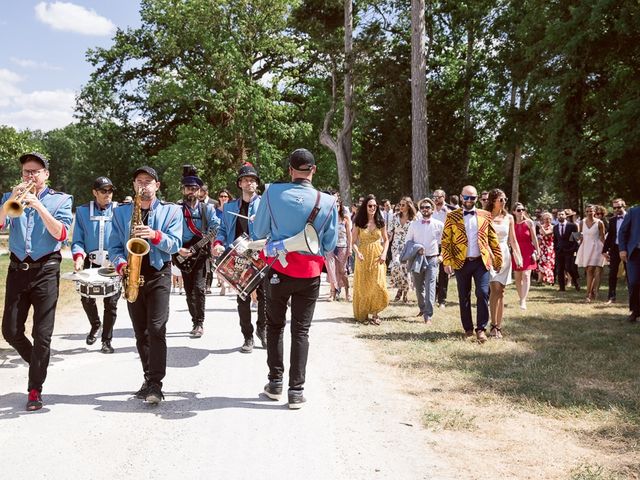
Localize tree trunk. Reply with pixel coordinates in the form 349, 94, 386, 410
319, 0, 354, 206
511, 144, 522, 206
411, 0, 428, 200
461, 26, 474, 179
504, 81, 517, 191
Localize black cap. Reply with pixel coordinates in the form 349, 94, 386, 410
288, 148, 315, 171
133, 166, 159, 182
19, 152, 49, 170
93, 176, 115, 190
236, 162, 260, 183
181, 175, 203, 187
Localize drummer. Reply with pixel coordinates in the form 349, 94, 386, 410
213, 163, 266, 353
71, 176, 121, 353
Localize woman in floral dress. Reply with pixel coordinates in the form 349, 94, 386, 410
536, 212, 555, 285
389, 196, 416, 302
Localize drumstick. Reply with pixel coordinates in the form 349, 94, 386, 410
228, 211, 250, 220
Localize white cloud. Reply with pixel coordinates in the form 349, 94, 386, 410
0, 68, 76, 130
10, 57, 63, 71
35, 1, 115, 36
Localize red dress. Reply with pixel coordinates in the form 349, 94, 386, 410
513, 221, 536, 271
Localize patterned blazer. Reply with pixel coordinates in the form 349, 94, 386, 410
441, 209, 502, 271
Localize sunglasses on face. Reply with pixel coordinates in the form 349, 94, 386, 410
420, 206, 432, 210
98, 189, 114, 194
367, 204, 378, 209
498, 197, 508, 203
613, 206, 623, 209
516, 208, 525, 212
462, 195, 477, 201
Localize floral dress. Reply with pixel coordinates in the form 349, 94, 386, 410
537, 225, 555, 285
389, 215, 411, 291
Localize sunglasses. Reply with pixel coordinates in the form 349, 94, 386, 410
98, 188, 114, 194
613, 206, 623, 209
420, 206, 432, 210
367, 204, 378, 209
219, 195, 229, 198
462, 195, 477, 201
515, 208, 525, 212
498, 197, 508, 203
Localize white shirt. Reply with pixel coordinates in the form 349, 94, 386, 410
406, 217, 443, 256
432, 205, 449, 225
615, 214, 626, 245
463, 208, 480, 258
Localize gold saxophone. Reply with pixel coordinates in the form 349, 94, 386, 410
123, 187, 151, 302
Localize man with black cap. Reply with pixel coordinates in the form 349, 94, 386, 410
213, 162, 266, 353
253, 148, 338, 409
1, 152, 73, 411
175, 173, 220, 337
108, 166, 182, 404
71, 176, 121, 353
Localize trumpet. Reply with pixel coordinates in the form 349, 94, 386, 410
3, 180, 36, 217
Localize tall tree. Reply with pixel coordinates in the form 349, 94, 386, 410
411, 0, 428, 198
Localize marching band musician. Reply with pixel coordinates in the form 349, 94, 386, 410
71, 176, 121, 353
176, 173, 220, 338
213, 162, 266, 353
253, 148, 338, 409
1, 152, 73, 411
108, 166, 182, 405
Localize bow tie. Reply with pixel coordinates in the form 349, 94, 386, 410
463, 210, 476, 216
421, 219, 430, 224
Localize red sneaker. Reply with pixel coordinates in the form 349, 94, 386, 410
26, 389, 43, 411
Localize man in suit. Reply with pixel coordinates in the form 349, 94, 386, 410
619, 205, 640, 323
602, 198, 627, 304
442, 185, 502, 343
553, 209, 580, 292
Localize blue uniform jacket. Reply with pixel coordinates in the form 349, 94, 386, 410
1, 187, 73, 261
108, 198, 182, 271
252, 181, 338, 256
215, 194, 260, 247
619, 206, 640, 258
181, 201, 220, 244
71, 201, 117, 260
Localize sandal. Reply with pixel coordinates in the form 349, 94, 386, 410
394, 291, 402, 302
488, 324, 498, 337
371, 315, 381, 326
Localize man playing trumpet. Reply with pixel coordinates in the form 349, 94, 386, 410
1, 152, 73, 411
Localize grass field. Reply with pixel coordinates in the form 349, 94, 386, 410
355, 274, 639, 479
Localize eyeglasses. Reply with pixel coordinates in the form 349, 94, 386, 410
22, 168, 45, 177
367, 204, 378, 209
420, 206, 432, 210
97, 188, 114, 194
461, 195, 477, 201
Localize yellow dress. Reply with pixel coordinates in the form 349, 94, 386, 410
352, 227, 390, 321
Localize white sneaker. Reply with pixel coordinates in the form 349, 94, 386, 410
520, 301, 527, 310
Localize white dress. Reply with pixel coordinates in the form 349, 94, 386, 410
575, 220, 605, 267
490, 220, 512, 285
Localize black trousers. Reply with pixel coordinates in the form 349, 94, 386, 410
265, 271, 320, 391
80, 258, 120, 341
2, 254, 61, 392
237, 282, 266, 339
181, 256, 208, 325
127, 263, 171, 387
436, 261, 449, 305
607, 245, 625, 300
556, 250, 579, 290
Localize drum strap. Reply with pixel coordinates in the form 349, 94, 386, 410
306, 191, 322, 224
89, 201, 115, 266
184, 202, 207, 238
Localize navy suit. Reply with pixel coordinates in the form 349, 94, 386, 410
553, 221, 580, 290
619, 206, 640, 317
602, 214, 627, 301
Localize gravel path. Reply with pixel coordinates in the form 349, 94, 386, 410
0, 283, 450, 479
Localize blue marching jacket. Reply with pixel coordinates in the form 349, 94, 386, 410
214, 194, 261, 247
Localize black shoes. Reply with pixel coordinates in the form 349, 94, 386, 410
240, 337, 254, 353
263, 380, 283, 400
101, 340, 114, 354
26, 389, 43, 411
145, 384, 164, 404
134, 381, 149, 399
288, 389, 306, 410
86, 323, 101, 345
628, 313, 639, 323
256, 328, 267, 348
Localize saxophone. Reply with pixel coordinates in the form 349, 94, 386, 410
123, 187, 151, 302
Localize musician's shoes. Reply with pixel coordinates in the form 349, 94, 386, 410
240, 337, 254, 353
263, 380, 283, 400
193, 325, 204, 338
288, 389, 306, 410
101, 341, 115, 354
134, 381, 149, 399
256, 328, 267, 348
86, 323, 101, 345
26, 389, 43, 411
145, 384, 164, 405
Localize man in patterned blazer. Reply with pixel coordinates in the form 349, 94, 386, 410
441, 185, 502, 342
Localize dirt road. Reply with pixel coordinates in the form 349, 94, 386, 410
0, 285, 450, 479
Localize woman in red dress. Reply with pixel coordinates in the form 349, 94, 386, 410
512, 203, 540, 309
536, 212, 556, 286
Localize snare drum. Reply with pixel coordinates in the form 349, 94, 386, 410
62, 269, 121, 298
214, 235, 269, 301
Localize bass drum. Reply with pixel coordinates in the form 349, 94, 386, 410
214, 234, 269, 301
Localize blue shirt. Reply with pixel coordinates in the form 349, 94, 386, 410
180, 200, 220, 244
1, 187, 73, 261
215, 194, 261, 247
108, 198, 182, 271
71, 201, 117, 263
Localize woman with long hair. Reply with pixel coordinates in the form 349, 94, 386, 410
389, 196, 416, 302
488, 189, 522, 338
325, 196, 352, 301
536, 212, 556, 285
575, 204, 606, 301
352, 195, 390, 324
512, 202, 540, 309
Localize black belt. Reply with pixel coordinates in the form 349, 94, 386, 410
466, 256, 481, 261
10, 259, 59, 271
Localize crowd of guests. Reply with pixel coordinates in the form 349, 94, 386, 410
326, 188, 638, 340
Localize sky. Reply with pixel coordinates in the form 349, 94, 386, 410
0, 1, 142, 132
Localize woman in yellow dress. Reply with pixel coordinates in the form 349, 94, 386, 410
352, 195, 390, 324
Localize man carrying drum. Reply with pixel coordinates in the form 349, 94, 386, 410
1, 152, 73, 411
71, 176, 121, 353
213, 162, 266, 353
